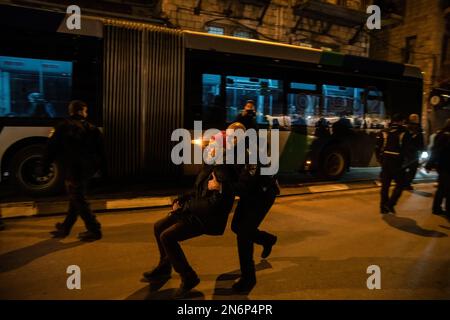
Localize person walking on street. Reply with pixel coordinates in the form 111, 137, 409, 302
404, 114, 425, 190
426, 119, 450, 217
376, 114, 412, 214
43, 100, 106, 241
227, 122, 279, 293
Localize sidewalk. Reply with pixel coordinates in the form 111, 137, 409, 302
0, 176, 437, 219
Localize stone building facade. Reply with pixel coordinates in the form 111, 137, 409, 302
4, 0, 374, 57
370, 0, 450, 112
161, 0, 371, 57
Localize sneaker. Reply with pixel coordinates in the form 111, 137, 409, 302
50, 223, 70, 238
174, 272, 200, 299
261, 235, 277, 259
143, 263, 172, 281
232, 276, 256, 294
78, 230, 102, 241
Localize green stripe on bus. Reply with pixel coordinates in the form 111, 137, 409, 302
320, 52, 345, 67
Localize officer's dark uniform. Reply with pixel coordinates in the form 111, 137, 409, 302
229, 155, 279, 292
236, 110, 257, 130
144, 165, 234, 296
405, 122, 425, 188
376, 122, 411, 213
45, 114, 105, 237
426, 127, 450, 216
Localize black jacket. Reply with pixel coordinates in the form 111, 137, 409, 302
236, 112, 257, 130
375, 123, 411, 168
45, 115, 106, 179
406, 123, 425, 162
427, 129, 450, 173
175, 165, 235, 235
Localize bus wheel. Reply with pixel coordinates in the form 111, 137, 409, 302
319, 146, 347, 180
10, 144, 64, 196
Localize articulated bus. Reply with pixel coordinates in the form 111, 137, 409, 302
0, 4, 423, 195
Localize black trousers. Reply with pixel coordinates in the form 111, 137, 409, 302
61, 177, 101, 233
153, 213, 204, 277
231, 189, 277, 278
433, 170, 450, 215
380, 161, 406, 209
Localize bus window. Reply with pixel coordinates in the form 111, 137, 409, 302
201, 73, 223, 127
287, 92, 321, 134
365, 89, 388, 129
0, 56, 72, 118
322, 85, 365, 128
225, 76, 283, 125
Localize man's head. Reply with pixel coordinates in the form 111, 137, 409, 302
68, 100, 88, 118
408, 114, 420, 124
243, 100, 256, 116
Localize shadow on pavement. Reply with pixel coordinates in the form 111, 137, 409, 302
409, 190, 433, 198
211, 260, 273, 300
382, 215, 447, 238
0, 238, 85, 273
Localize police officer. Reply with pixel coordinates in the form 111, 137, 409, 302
404, 114, 425, 190
44, 100, 105, 241
236, 100, 257, 130
376, 114, 412, 214
426, 119, 450, 217
227, 122, 279, 293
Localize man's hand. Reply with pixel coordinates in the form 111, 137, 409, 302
207, 172, 221, 191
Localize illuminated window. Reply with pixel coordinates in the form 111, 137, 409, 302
0, 56, 72, 118
233, 30, 252, 39
206, 26, 224, 35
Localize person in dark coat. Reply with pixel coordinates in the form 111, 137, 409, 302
404, 114, 425, 190
43, 100, 106, 241
226, 122, 279, 293
426, 119, 450, 217
375, 114, 412, 214
143, 164, 234, 298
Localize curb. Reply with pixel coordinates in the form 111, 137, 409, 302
0, 179, 437, 219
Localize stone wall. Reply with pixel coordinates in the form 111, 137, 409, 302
370, 0, 448, 121
161, 0, 371, 57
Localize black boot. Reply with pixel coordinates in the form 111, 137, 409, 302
50, 222, 70, 238
174, 271, 200, 299
261, 235, 277, 259
143, 261, 172, 281
232, 275, 256, 293
380, 206, 390, 214
78, 229, 102, 241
